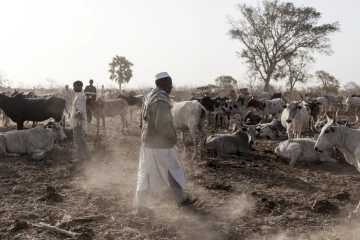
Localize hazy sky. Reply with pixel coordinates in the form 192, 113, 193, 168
0, 0, 358, 90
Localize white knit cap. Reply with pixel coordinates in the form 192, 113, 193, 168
155, 72, 170, 81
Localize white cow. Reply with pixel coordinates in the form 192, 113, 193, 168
315, 97, 329, 113
275, 136, 337, 166
345, 96, 360, 111
280, 93, 310, 139
0, 121, 67, 157
171, 100, 207, 160
314, 111, 360, 219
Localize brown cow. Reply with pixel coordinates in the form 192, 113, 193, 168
86, 97, 128, 136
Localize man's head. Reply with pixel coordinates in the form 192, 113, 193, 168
73, 80, 83, 93
155, 72, 172, 94
65, 85, 69, 90
89, 79, 94, 85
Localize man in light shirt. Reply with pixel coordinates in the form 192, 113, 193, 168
71, 80, 91, 163
61, 85, 72, 112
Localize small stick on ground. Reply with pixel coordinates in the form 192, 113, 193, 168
56, 214, 107, 227
33, 222, 80, 237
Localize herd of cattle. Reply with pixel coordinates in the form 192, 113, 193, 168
0, 88, 360, 217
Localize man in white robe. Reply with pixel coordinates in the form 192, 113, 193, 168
70, 80, 91, 163
135, 72, 197, 217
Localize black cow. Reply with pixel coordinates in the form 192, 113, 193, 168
244, 111, 262, 125
304, 99, 321, 132
351, 94, 360, 98
0, 94, 66, 130
270, 92, 282, 100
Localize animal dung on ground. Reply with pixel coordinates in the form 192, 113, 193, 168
312, 199, 339, 214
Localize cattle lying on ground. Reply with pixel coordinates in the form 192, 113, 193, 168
275, 136, 337, 166
118, 94, 143, 121
247, 97, 285, 122
86, 96, 128, 136
206, 125, 254, 158
171, 100, 207, 160
0, 93, 66, 130
255, 119, 286, 139
281, 93, 309, 139
345, 96, 360, 111
314, 111, 360, 218
0, 121, 66, 157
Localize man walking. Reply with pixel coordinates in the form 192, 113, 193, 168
84, 79, 96, 124
135, 72, 197, 217
61, 84, 72, 112
71, 80, 92, 163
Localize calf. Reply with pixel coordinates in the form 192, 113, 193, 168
314, 111, 360, 218
346, 96, 360, 111
206, 129, 253, 158
275, 137, 336, 166
0, 121, 67, 157
171, 100, 207, 160
256, 119, 287, 139
86, 97, 128, 136
280, 93, 309, 139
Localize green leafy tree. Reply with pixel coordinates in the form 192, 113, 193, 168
109, 55, 133, 91
282, 51, 314, 92
228, 0, 340, 92
315, 70, 340, 94
215, 75, 237, 88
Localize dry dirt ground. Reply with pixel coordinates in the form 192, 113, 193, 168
0, 107, 360, 240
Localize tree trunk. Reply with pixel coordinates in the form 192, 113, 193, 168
263, 78, 270, 92
289, 84, 294, 93
118, 82, 122, 92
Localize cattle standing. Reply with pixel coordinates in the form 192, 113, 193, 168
86, 96, 128, 136
270, 92, 282, 100
171, 100, 207, 160
252, 92, 271, 100
0, 121, 67, 157
247, 97, 285, 122
0, 94, 66, 130
275, 137, 336, 166
314, 111, 360, 218
280, 93, 309, 139
314, 97, 329, 113
304, 99, 322, 132
305, 92, 321, 98
118, 94, 143, 121
345, 96, 360, 111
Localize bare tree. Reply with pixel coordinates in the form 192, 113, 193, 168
243, 71, 262, 94
342, 81, 360, 95
282, 51, 314, 92
0, 70, 9, 87
228, 0, 340, 92
45, 77, 58, 89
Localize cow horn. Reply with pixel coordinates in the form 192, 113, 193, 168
335, 109, 340, 124
345, 114, 359, 127
281, 93, 288, 103
297, 93, 303, 104
311, 123, 321, 133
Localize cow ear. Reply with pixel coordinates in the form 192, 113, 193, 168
281, 105, 287, 109
297, 105, 303, 109
330, 126, 336, 133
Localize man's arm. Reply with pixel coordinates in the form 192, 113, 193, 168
154, 101, 177, 143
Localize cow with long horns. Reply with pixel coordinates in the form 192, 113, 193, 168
314, 110, 360, 219
280, 93, 310, 139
